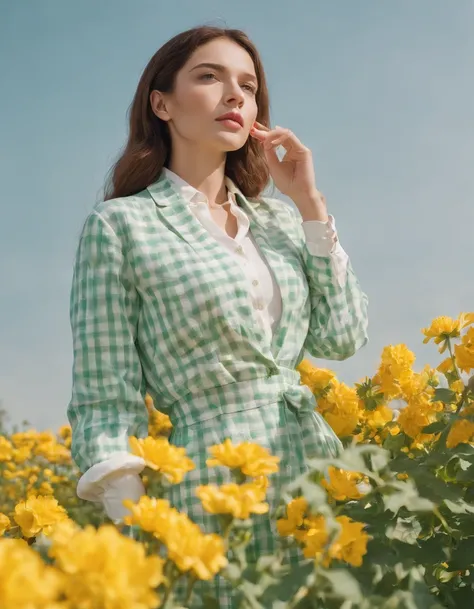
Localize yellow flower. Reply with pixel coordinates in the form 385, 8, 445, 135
328, 516, 369, 567
206, 439, 280, 477
145, 394, 173, 437
317, 381, 360, 438
297, 360, 337, 395
276, 496, 309, 539
399, 367, 439, 401
455, 345, 474, 374
196, 482, 269, 519
0, 538, 64, 608
187, 533, 228, 581
35, 441, 71, 464
166, 518, 228, 580
12, 445, 31, 464
124, 496, 176, 537
34, 482, 55, 496
57, 425, 72, 449
454, 327, 474, 373
0, 512, 11, 536
13, 495, 68, 538
375, 344, 416, 399
451, 379, 465, 394
446, 419, 474, 449
437, 357, 455, 375
322, 467, 363, 501
362, 405, 393, 431
397, 401, 434, 440
0, 436, 13, 462
252, 475, 270, 492
129, 436, 195, 483
124, 495, 227, 579
11, 430, 55, 449
50, 523, 165, 609
148, 410, 173, 437
57, 424, 71, 439
302, 515, 328, 560
422, 313, 474, 353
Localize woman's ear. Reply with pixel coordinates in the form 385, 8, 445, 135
150, 90, 171, 121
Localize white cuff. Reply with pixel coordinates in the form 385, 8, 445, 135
301, 214, 338, 256
77, 452, 146, 502
302, 216, 350, 288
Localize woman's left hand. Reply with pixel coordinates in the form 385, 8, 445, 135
250, 122, 328, 219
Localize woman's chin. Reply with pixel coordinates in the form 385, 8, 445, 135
213, 132, 248, 152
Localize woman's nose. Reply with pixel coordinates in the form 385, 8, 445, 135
225, 84, 245, 106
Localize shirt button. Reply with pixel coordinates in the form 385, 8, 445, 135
255, 303, 264, 310
252, 279, 259, 286
235, 245, 244, 254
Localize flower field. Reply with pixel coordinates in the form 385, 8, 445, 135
1, 314, 474, 608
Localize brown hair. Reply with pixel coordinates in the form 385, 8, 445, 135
104, 26, 271, 201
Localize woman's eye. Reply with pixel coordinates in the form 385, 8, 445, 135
200, 73, 217, 81
242, 84, 257, 94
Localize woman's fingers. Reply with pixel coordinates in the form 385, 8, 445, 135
250, 123, 310, 158
253, 120, 270, 132
264, 129, 292, 150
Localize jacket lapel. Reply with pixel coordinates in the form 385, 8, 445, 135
146, 174, 217, 255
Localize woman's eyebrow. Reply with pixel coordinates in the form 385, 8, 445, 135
189, 62, 257, 82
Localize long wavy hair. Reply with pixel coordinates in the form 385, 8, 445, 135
104, 26, 271, 201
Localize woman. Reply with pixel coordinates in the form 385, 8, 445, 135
68, 25, 368, 607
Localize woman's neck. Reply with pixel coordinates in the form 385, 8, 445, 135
168, 148, 228, 205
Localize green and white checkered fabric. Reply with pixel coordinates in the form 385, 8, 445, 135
68, 173, 368, 608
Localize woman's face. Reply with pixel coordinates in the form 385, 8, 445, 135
152, 38, 259, 153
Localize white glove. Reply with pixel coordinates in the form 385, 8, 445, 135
76, 453, 147, 524
100, 471, 146, 523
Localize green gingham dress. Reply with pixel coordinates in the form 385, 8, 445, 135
68, 173, 368, 607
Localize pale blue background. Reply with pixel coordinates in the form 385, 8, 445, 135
1, 1, 473, 429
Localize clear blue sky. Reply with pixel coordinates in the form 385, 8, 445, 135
1, 0, 473, 430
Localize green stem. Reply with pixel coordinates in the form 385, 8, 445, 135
456, 390, 468, 415
446, 338, 467, 415
184, 575, 197, 605
161, 560, 178, 607
447, 339, 463, 384
433, 507, 453, 537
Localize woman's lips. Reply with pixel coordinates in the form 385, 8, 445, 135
216, 118, 243, 130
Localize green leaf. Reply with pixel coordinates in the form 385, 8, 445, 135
411, 578, 446, 609
413, 537, 449, 566
433, 388, 458, 404
260, 560, 314, 604
298, 477, 329, 514
413, 471, 464, 504
255, 555, 279, 573
422, 421, 447, 434
200, 594, 221, 609
222, 562, 242, 583
390, 455, 424, 474
383, 481, 435, 514
383, 431, 409, 453
449, 538, 474, 570
386, 517, 422, 545
238, 580, 266, 609
453, 443, 474, 458
443, 499, 474, 514
319, 568, 362, 602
